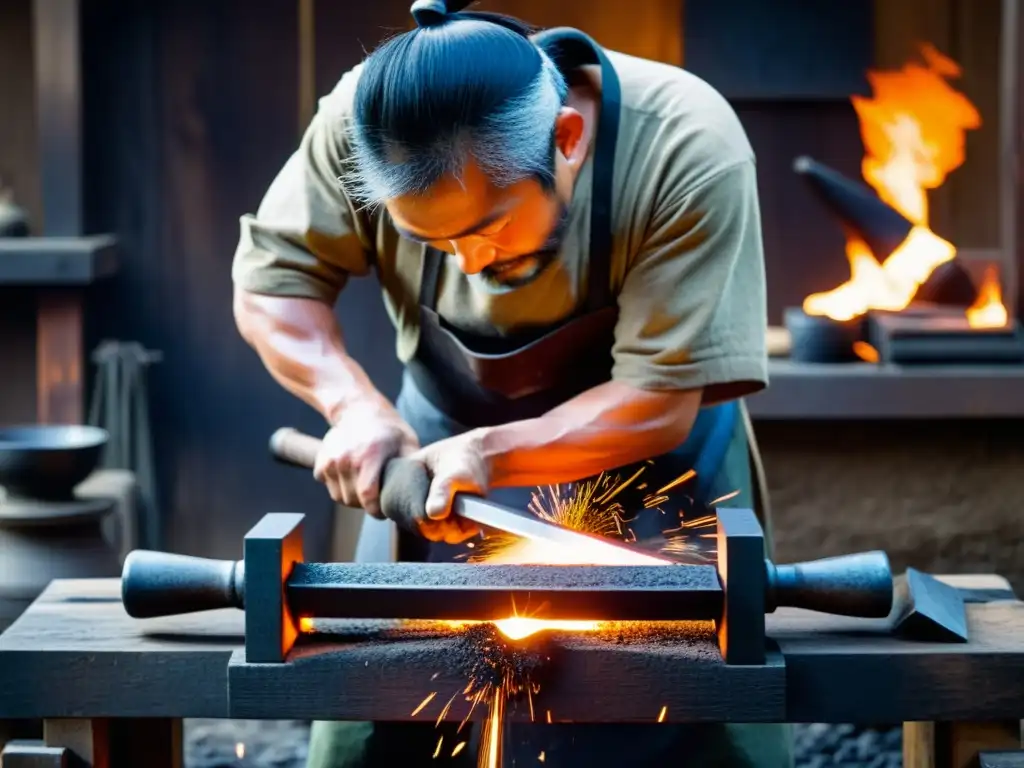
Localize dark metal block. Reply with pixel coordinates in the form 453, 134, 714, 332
715, 508, 766, 664
227, 636, 788, 722
893, 568, 969, 643
287, 562, 723, 622
868, 310, 1024, 365
0, 742, 69, 767
243, 513, 304, 663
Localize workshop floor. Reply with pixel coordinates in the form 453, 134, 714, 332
183, 719, 903, 767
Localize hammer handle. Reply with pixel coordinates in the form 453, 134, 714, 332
269, 427, 431, 528
269, 427, 320, 469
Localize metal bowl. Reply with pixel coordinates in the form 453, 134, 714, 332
0, 425, 109, 501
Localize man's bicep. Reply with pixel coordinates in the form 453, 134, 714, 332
231, 103, 375, 306
611, 160, 768, 404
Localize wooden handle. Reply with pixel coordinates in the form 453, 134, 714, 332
269, 427, 321, 469
269, 427, 431, 527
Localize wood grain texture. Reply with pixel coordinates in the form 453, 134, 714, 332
229, 628, 786, 722
906, 721, 1023, 768
36, 291, 83, 425
0, 581, 237, 719
2, 575, 1022, 725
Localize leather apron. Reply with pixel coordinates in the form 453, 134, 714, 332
352, 27, 747, 567
324, 27, 792, 768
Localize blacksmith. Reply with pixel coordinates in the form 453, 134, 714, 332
232, 1, 787, 765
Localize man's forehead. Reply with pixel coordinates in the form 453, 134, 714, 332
386, 166, 518, 240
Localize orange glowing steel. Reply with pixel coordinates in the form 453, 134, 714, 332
802, 44, 1003, 325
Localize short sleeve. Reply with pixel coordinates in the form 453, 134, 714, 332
612, 160, 768, 404
231, 80, 374, 306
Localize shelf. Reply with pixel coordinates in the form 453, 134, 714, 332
0, 235, 118, 286
746, 359, 1024, 420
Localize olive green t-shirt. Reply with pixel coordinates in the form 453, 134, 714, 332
232, 49, 768, 404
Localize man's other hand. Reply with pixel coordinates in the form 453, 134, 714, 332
314, 397, 419, 518
405, 433, 488, 544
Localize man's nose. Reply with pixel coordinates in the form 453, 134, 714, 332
452, 241, 497, 274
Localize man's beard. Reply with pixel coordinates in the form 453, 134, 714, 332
467, 204, 570, 295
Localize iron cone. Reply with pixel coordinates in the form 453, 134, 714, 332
793, 155, 913, 261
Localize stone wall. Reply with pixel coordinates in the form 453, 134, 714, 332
756, 419, 1024, 593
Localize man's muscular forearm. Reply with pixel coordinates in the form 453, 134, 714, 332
474, 380, 703, 488
233, 289, 384, 422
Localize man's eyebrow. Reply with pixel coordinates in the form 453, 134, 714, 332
394, 211, 506, 243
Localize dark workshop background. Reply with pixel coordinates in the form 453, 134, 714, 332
1, 0, 1022, 585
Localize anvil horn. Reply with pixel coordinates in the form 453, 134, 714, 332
793, 155, 976, 307
793, 155, 913, 261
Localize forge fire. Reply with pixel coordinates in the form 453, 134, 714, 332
803, 43, 1001, 329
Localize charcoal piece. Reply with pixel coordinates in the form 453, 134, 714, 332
893, 568, 968, 643
793, 156, 913, 261
867, 310, 1024, 365
855, 729, 880, 758
913, 260, 977, 307
834, 738, 860, 763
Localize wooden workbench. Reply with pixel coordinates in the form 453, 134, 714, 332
1, 576, 1023, 767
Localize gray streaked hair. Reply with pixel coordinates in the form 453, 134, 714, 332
343, 12, 569, 206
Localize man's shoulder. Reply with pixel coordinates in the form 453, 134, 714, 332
610, 51, 754, 195
316, 63, 366, 123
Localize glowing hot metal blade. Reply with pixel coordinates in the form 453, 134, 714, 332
453, 495, 671, 566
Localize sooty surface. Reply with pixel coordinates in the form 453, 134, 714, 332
292, 562, 721, 591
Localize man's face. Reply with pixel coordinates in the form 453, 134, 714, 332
386, 160, 569, 291
384, 108, 587, 292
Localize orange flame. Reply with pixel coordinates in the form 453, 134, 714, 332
966, 266, 1009, 328
802, 43, 1001, 325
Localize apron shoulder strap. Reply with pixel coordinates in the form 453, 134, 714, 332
534, 28, 621, 312
418, 28, 623, 313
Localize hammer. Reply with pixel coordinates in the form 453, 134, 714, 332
269, 427, 670, 565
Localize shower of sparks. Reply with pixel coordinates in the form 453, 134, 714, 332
709, 489, 741, 506
411, 691, 437, 717
452, 741, 467, 757
420, 465, 717, 765
433, 736, 444, 758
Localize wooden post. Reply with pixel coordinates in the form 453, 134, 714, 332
904, 720, 1022, 768
1005, 0, 1024, 322
42, 718, 183, 768
36, 291, 84, 424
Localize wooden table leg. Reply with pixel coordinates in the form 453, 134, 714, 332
42, 718, 182, 768
904, 720, 1022, 768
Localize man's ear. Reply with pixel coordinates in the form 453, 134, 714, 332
554, 108, 586, 167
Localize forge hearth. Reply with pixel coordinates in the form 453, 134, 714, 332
778, 44, 1024, 368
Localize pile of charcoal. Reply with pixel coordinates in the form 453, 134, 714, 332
793, 723, 902, 767
184, 720, 903, 767
186, 719, 310, 768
